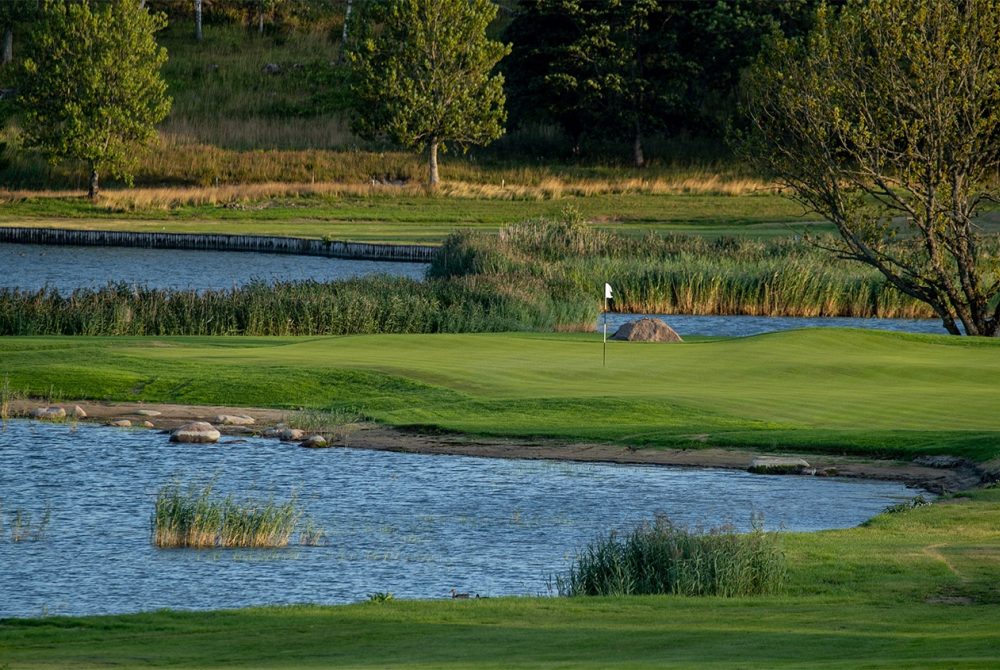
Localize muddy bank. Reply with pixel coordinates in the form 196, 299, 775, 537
7, 399, 990, 493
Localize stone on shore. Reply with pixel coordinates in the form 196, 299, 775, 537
749, 456, 811, 475
611, 318, 683, 343
142, 421, 155, 428
170, 421, 221, 444
300, 435, 329, 448
214, 414, 255, 426
108, 419, 132, 428
72, 405, 87, 419
135, 409, 162, 417
31, 406, 66, 420
278, 428, 305, 442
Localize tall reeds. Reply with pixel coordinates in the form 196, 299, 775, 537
151, 482, 309, 549
558, 515, 787, 597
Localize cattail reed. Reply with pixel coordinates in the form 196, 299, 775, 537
558, 515, 787, 597
151, 482, 310, 549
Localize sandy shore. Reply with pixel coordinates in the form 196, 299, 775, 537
8, 399, 990, 493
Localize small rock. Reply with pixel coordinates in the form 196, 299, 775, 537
748, 456, 811, 475
31, 406, 66, 420
135, 409, 162, 417
108, 419, 132, 428
142, 421, 155, 428
262, 62, 281, 75
278, 428, 305, 442
170, 421, 221, 444
214, 414, 255, 426
72, 405, 87, 419
300, 435, 329, 448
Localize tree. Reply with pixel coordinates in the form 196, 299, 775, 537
17, 0, 172, 199
194, 0, 202, 41
741, 0, 1000, 336
0, 1, 40, 67
346, 0, 510, 189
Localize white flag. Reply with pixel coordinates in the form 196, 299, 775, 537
604, 283, 613, 300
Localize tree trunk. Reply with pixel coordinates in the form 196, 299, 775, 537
259, 1, 265, 35
427, 139, 440, 191
342, 0, 353, 43
194, 0, 203, 42
88, 163, 99, 201
632, 119, 645, 168
2, 28, 12, 66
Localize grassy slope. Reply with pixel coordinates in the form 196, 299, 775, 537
0, 192, 821, 243
3, 329, 999, 460
3, 487, 998, 669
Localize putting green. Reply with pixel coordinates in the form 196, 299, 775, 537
3, 329, 998, 460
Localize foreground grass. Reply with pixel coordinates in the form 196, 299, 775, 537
2, 329, 999, 461
2, 488, 998, 668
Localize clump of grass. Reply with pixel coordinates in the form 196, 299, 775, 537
558, 514, 786, 598
0, 375, 18, 423
1, 502, 52, 543
151, 482, 315, 549
367, 592, 395, 603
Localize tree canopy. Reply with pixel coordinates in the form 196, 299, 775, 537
345, 0, 510, 189
741, 0, 1000, 336
17, 0, 172, 199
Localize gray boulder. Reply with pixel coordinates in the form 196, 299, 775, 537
611, 318, 683, 343
31, 406, 66, 420
170, 421, 221, 444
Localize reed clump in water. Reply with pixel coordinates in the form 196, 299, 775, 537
1, 502, 52, 543
432, 221, 1000, 319
152, 483, 311, 549
558, 515, 786, 597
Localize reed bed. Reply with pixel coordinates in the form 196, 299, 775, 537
557, 515, 787, 598
0, 275, 596, 336
430, 221, 1000, 319
1, 502, 52, 543
152, 482, 309, 549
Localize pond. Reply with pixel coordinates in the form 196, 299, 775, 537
0, 420, 924, 618
0, 243, 428, 292
602, 313, 954, 337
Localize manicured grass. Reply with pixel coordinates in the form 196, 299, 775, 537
2, 329, 999, 460
0, 192, 824, 243
2, 488, 998, 668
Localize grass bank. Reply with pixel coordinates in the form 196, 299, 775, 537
2, 329, 998, 461
2, 487, 998, 668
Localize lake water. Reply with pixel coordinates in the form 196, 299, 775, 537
0, 243, 428, 292
0, 420, 923, 618
603, 313, 953, 337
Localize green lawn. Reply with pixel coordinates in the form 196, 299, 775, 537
0, 192, 825, 243
3, 487, 998, 668
3, 329, 999, 460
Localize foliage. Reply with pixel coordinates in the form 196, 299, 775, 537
345, 0, 510, 187
741, 0, 1000, 336
15, 0, 172, 198
558, 514, 786, 597
503, 0, 816, 162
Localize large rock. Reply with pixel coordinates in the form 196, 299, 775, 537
278, 428, 305, 442
214, 414, 255, 426
108, 419, 132, 428
170, 421, 221, 444
31, 406, 66, 420
72, 405, 87, 419
300, 435, 329, 449
749, 456, 811, 475
611, 318, 683, 343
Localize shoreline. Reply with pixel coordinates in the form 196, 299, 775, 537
8, 399, 988, 493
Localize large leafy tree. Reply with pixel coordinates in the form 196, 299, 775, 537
346, 0, 510, 189
17, 0, 172, 199
741, 0, 1000, 336
503, 0, 816, 162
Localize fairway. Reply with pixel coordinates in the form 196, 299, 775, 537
3, 329, 999, 460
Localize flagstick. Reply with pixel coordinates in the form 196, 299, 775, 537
602, 295, 607, 367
